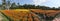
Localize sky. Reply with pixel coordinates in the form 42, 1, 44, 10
0, 0, 60, 8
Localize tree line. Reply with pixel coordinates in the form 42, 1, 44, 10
10, 3, 60, 10
0, 2, 60, 10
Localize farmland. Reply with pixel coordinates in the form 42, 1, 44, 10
0, 9, 60, 21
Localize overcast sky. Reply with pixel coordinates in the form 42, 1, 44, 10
0, 0, 60, 8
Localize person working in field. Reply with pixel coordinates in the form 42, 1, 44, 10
31, 10, 60, 21
52, 12, 60, 21
44, 12, 60, 21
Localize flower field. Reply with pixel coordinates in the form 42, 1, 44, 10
0, 9, 60, 21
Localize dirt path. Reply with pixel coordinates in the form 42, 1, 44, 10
0, 12, 3, 21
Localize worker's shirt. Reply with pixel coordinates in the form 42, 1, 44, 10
53, 18, 60, 21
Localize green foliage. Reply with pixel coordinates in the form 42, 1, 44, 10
9, 3, 60, 10
0, 1, 60, 10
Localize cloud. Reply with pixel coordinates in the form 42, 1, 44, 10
33, 0, 48, 6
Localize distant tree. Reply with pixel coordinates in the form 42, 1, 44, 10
36, 5, 40, 9
23, 4, 28, 9
22, 4, 36, 9
2, 0, 6, 10
10, 2, 17, 9
58, 7, 60, 10
26, 4, 35, 9
17, 3, 20, 6
0, 4, 3, 10
37, 6, 50, 10
52, 7, 56, 10
11, 2, 17, 7
6, 0, 11, 10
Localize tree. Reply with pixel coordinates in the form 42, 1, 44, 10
23, 4, 28, 9
6, 0, 11, 10
2, 0, 6, 10
52, 7, 56, 10
10, 2, 17, 9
